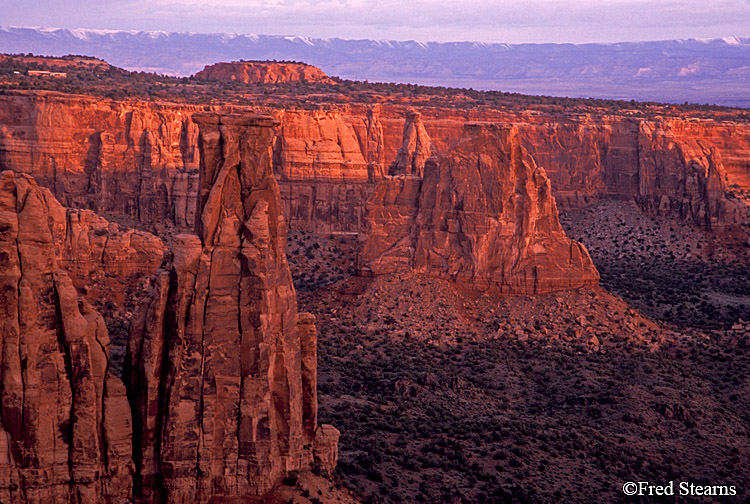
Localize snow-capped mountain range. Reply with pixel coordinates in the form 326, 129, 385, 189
2, 26, 749, 106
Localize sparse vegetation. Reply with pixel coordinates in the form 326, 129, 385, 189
2, 53, 749, 121
561, 201, 750, 328
283, 217, 749, 503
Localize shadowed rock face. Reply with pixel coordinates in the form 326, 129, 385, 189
0, 171, 133, 504
360, 123, 599, 295
125, 113, 333, 503
636, 119, 748, 229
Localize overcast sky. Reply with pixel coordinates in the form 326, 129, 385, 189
2, 0, 750, 44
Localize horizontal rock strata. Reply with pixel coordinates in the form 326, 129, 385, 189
1, 92, 747, 234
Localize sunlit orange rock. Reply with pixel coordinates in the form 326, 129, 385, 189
0, 92, 201, 230
0, 171, 133, 504
515, 115, 750, 231
0, 92, 747, 236
360, 123, 600, 295
275, 109, 373, 232
194, 61, 335, 84
125, 113, 335, 503
635, 118, 748, 229
389, 110, 434, 177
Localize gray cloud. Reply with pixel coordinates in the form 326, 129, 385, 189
1, 0, 749, 42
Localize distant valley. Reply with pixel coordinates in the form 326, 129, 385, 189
1, 26, 749, 106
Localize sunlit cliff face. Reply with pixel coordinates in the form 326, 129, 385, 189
1, 91, 747, 240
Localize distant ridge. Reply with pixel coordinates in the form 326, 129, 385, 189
1, 26, 749, 106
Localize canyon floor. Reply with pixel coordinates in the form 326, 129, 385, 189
561, 200, 750, 329
287, 217, 750, 504
2, 54, 749, 504
87, 210, 749, 503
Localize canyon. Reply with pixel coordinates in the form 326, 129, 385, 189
0, 56, 749, 503
0, 92, 747, 241
0, 109, 340, 502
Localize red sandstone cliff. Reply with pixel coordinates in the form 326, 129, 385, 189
360, 124, 600, 295
0, 171, 133, 504
364, 107, 387, 179
125, 113, 337, 503
0, 91, 748, 236
274, 109, 373, 233
0, 92, 202, 231
0, 112, 340, 502
194, 61, 335, 84
389, 110, 434, 177
515, 115, 750, 230
636, 118, 749, 229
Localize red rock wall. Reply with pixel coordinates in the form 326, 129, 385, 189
515, 115, 750, 229
635, 119, 749, 228
389, 110, 433, 177
195, 61, 335, 84
274, 109, 375, 232
0, 171, 133, 504
125, 113, 333, 503
360, 123, 600, 295
0, 92, 201, 231
0, 109, 340, 502
515, 117, 641, 208
1, 92, 748, 235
